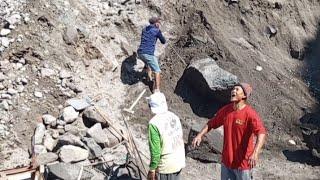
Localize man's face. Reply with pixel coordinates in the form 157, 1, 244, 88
230, 86, 246, 102
155, 21, 161, 28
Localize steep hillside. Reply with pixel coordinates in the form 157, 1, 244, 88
0, 0, 320, 179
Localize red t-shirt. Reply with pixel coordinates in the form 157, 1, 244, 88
207, 103, 267, 170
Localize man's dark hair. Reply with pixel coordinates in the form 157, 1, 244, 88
149, 17, 161, 24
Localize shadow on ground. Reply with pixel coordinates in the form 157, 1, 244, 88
282, 150, 320, 166
299, 22, 320, 161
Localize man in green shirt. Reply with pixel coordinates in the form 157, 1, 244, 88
147, 92, 185, 180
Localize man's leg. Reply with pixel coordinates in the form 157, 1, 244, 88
233, 169, 251, 180
153, 72, 160, 92
221, 164, 236, 180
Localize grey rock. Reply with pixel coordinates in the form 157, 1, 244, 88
42, 114, 56, 125
1, 93, 12, 99
7, 88, 18, 95
182, 58, 238, 104
67, 98, 91, 111
0, 73, 7, 82
48, 163, 94, 180
103, 128, 121, 148
21, 78, 28, 85
58, 133, 85, 147
59, 145, 89, 163
0, 29, 11, 36
48, 163, 81, 180
59, 70, 72, 79
44, 133, 58, 151
188, 58, 238, 91
34, 145, 47, 155
266, 25, 277, 37
82, 137, 103, 157
34, 123, 46, 145
35, 152, 58, 165
83, 106, 105, 124
41, 68, 56, 77
34, 91, 43, 98
64, 124, 79, 135
62, 106, 79, 123
16, 85, 24, 93
6, 14, 21, 25
102, 144, 127, 165
66, 83, 83, 93
0, 100, 9, 111
63, 26, 79, 45
57, 119, 66, 126
87, 123, 109, 146
1, 37, 10, 47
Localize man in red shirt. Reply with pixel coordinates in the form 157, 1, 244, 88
192, 83, 266, 180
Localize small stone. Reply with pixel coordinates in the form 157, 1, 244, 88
7, 88, 18, 95
1, 94, 12, 99
62, 106, 79, 123
16, 63, 23, 69
35, 152, 58, 165
34, 145, 47, 155
42, 114, 56, 125
266, 25, 277, 37
34, 123, 46, 145
59, 70, 72, 79
59, 145, 89, 163
6, 14, 21, 25
289, 139, 296, 145
44, 133, 58, 151
83, 106, 105, 124
67, 98, 91, 111
82, 137, 103, 157
255, 66, 263, 71
0, 29, 11, 36
57, 119, 66, 126
41, 68, 56, 77
34, 91, 43, 98
87, 123, 109, 146
0, 100, 9, 111
21, 78, 28, 85
16, 85, 24, 93
64, 124, 79, 135
1, 37, 10, 47
58, 133, 85, 147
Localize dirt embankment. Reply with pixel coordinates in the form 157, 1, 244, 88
1, 0, 320, 179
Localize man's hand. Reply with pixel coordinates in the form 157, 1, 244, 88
248, 151, 259, 168
192, 134, 203, 148
147, 170, 156, 180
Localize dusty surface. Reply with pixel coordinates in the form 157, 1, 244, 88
0, 0, 320, 179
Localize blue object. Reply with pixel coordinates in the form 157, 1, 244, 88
137, 24, 166, 55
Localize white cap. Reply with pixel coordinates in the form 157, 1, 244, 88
147, 92, 168, 114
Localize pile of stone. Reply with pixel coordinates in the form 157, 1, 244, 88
32, 99, 139, 179
0, 0, 30, 52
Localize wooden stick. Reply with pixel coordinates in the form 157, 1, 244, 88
77, 166, 83, 180
123, 89, 146, 114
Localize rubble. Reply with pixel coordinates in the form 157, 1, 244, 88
35, 152, 58, 165
87, 123, 109, 146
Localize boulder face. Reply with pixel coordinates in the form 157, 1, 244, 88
175, 58, 238, 118
188, 58, 239, 92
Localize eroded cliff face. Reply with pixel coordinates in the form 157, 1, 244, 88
0, 0, 319, 179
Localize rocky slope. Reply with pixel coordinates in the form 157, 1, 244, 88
0, 0, 320, 179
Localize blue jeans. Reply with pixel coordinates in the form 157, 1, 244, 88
138, 53, 161, 73
221, 164, 252, 180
